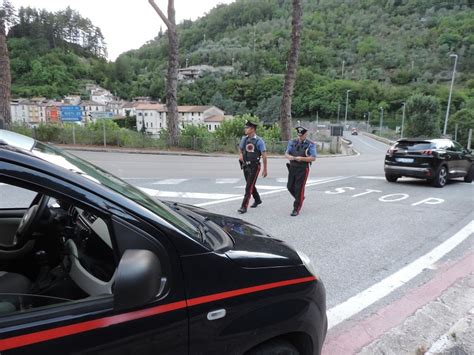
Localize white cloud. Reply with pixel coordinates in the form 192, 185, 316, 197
10, 0, 235, 60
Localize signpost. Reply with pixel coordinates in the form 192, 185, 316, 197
60, 106, 83, 122
90, 112, 114, 119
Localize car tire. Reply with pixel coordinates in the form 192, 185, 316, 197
247, 339, 299, 355
464, 165, 473, 183
385, 174, 398, 183
431, 165, 448, 188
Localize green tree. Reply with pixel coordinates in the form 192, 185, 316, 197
405, 94, 441, 138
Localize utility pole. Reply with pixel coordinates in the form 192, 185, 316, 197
337, 104, 341, 123
401, 102, 406, 139
379, 107, 384, 135
344, 89, 351, 129
341, 60, 345, 79
454, 123, 458, 141
443, 54, 458, 135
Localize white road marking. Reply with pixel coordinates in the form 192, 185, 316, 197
139, 187, 239, 200
152, 179, 189, 185
352, 189, 381, 198
276, 178, 288, 183
215, 178, 240, 184
412, 198, 444, 206
327, 220, 474, 329
234, 185, 284, 190
357, 176, 386, 180
379, 193, 410, 202
196, 176, 350, 207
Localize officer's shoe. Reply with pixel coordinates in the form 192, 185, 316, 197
237, 207, 247, 214
290, 210, 299, 217
250, 200, 262, 208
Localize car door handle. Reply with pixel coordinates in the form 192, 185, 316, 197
207, 309, 226, 321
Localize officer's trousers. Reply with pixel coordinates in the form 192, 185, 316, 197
241, 162, 261, 208
287, 163, 310, 212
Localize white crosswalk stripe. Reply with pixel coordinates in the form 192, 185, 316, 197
152, 179, 189, 185
215, 178, 240, 184
139, 187, 239, 200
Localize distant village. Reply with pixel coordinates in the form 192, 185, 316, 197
10, 81, 234, 136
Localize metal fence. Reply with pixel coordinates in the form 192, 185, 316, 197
11, 124, 335, 155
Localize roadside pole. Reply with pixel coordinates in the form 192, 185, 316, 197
72, 124, 76, 145
103, 119, 106, 148
468, 129, 472, 150
454, 123, 458, 141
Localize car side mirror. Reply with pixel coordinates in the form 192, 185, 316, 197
114, 249, 162, 311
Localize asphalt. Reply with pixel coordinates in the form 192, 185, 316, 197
52, 134, 474, 355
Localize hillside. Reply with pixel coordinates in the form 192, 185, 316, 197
7, 0, 474, 131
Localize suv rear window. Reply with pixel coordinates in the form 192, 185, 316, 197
395, 141, 433, 150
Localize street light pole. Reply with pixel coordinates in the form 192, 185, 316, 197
344, 89, 351, 129
366, 112, 370, 132
379, 107, 384, 135
401, 102, 406, 139
337, 104, 341, 123
443, 54, 458, 135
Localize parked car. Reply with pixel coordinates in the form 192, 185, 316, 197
351, 128, 358, 135
0, 130, 327, 355
384, 138, 473, 187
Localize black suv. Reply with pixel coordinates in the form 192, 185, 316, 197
384, 138, 473, 187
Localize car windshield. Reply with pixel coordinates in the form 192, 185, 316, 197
395, 141, 433, 150
29, 141, 198, 238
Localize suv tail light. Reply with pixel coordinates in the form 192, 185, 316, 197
421, 150, 433, 155
387, 148, 397, 157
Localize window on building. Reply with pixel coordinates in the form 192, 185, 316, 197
145, 113, 148, 116
160, 123, 162, 128
150, 122, 153, 128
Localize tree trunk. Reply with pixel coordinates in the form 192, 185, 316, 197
0, 16, 11, 127
279, 0, 302, 140
149, 0, 179, 145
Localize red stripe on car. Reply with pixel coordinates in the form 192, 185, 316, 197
0, 276, 316, 351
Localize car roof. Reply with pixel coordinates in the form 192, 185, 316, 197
0, 129, 35, 151
396, 138, 452, 143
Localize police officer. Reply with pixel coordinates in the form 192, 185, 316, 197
285, 126, 317, 216
238, 120, 268, 214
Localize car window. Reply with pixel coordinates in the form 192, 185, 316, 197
395, 141, 433, 150
452, 142, 463, 151
0, 183, 118, 318
0, 184, 36, 209
434, 141, 452, 150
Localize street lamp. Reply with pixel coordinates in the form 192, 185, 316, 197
401, 102, 406, 139
443, 53, 458, 135
379, 107, 384, 135
344, 89, 351, 129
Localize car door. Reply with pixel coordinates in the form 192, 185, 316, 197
443, 141, 461, 176
0, 164, 189, 355
453, 141, 471, 175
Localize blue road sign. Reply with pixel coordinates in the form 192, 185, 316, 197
60, 106, 83, 121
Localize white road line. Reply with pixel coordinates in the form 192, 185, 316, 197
276, 178, 288, 183
327, 220, 474, 330
196, 176, 350, 207
357, 176, 386, 180
139, 187, 239, 200
152, 179, 189, 185
216, 178, 240, 184
234, 185, 284, 190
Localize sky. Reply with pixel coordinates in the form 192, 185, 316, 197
10, 0, 235, 61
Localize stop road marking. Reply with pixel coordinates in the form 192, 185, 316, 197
324, 187, 445, 206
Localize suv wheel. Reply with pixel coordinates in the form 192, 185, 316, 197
247, 340, 299, 355
464, 165, 473, 183
431, 165, 447, 188
385, 174, 398, 183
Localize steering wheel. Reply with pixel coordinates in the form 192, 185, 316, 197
12, 194, 50, 248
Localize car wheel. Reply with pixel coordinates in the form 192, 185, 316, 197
464, 165, 473, 183
431, 165, 447, 188
247, 339, 299, 355
385, 174, 398, 183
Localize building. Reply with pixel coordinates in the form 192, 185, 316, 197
135, 104, 229, 135
80, 101, 107, 122
10, 98, 48, 125
178, 65, 234, 83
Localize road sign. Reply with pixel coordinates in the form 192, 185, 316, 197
330, 125, 344, 136
60, 106, 82, 121
90, 112, 114, 119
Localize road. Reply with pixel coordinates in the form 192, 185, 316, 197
1, 133, 473, 338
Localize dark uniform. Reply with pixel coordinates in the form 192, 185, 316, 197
286, 127, 317, 216
238, 121, 266, 214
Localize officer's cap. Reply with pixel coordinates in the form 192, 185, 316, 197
244, 120, 258, 129
296, 126, 308, 135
